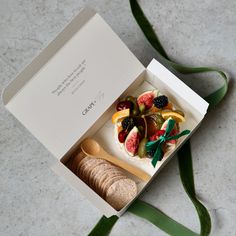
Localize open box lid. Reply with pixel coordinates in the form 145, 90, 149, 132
2, 8, 145, 159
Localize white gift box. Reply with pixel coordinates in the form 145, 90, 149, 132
3, 8, 208, 217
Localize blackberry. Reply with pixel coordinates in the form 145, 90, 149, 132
121, 117, 135, 130
147, 149, 156, 158
153, 95, 168, 108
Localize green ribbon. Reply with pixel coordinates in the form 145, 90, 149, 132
145, 119, 190, 167
129, 0, 229, 110
177, 140, 211, 236
128, 199, 198, 236
88, 215, 118, 236
88, 0, 229, 235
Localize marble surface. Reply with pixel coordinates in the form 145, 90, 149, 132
0, 0, 236, 235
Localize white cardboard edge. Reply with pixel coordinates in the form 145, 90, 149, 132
147, 59, 209, 116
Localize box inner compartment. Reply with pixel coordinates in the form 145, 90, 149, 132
60, 69, 201, 211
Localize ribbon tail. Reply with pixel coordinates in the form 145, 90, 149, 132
88, 215, 118, 236
166, 129, 191, 141
146, 139, 161, 152
151, 144, 164, 167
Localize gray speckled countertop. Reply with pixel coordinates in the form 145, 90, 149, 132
0, 1, 236, 235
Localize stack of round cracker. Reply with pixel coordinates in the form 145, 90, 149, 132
68, 154, 137, 210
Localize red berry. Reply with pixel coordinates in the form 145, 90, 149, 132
170, 129, 178, 136
150, 135, 157, 141
118, 130, 128, 143
150, 130, 165, 141
167, 129, 178, 144
156, 130, 165, 136
116, 101, 133, 111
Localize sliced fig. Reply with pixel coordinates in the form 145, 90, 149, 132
160, 118, 172, 130
124, 126, 140, 156
137, 90, 158, 110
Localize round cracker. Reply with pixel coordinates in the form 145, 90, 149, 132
84, 158, 106, 184
102, 175, 127, 198
77, 157, 97, 181
100, 168, 122, 188
95, 165, 115, 196
93, 164, 113, 191
88, 160, 108, 187
76, 156, 91, 175
76, 158, 89, 178
90, 163, 110, 192
70, 152, 85, 173
101, 170, 126, 197
105, 178, 137, 210
80, 158, 103, 183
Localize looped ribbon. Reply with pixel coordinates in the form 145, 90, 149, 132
145, 119, 191, 167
